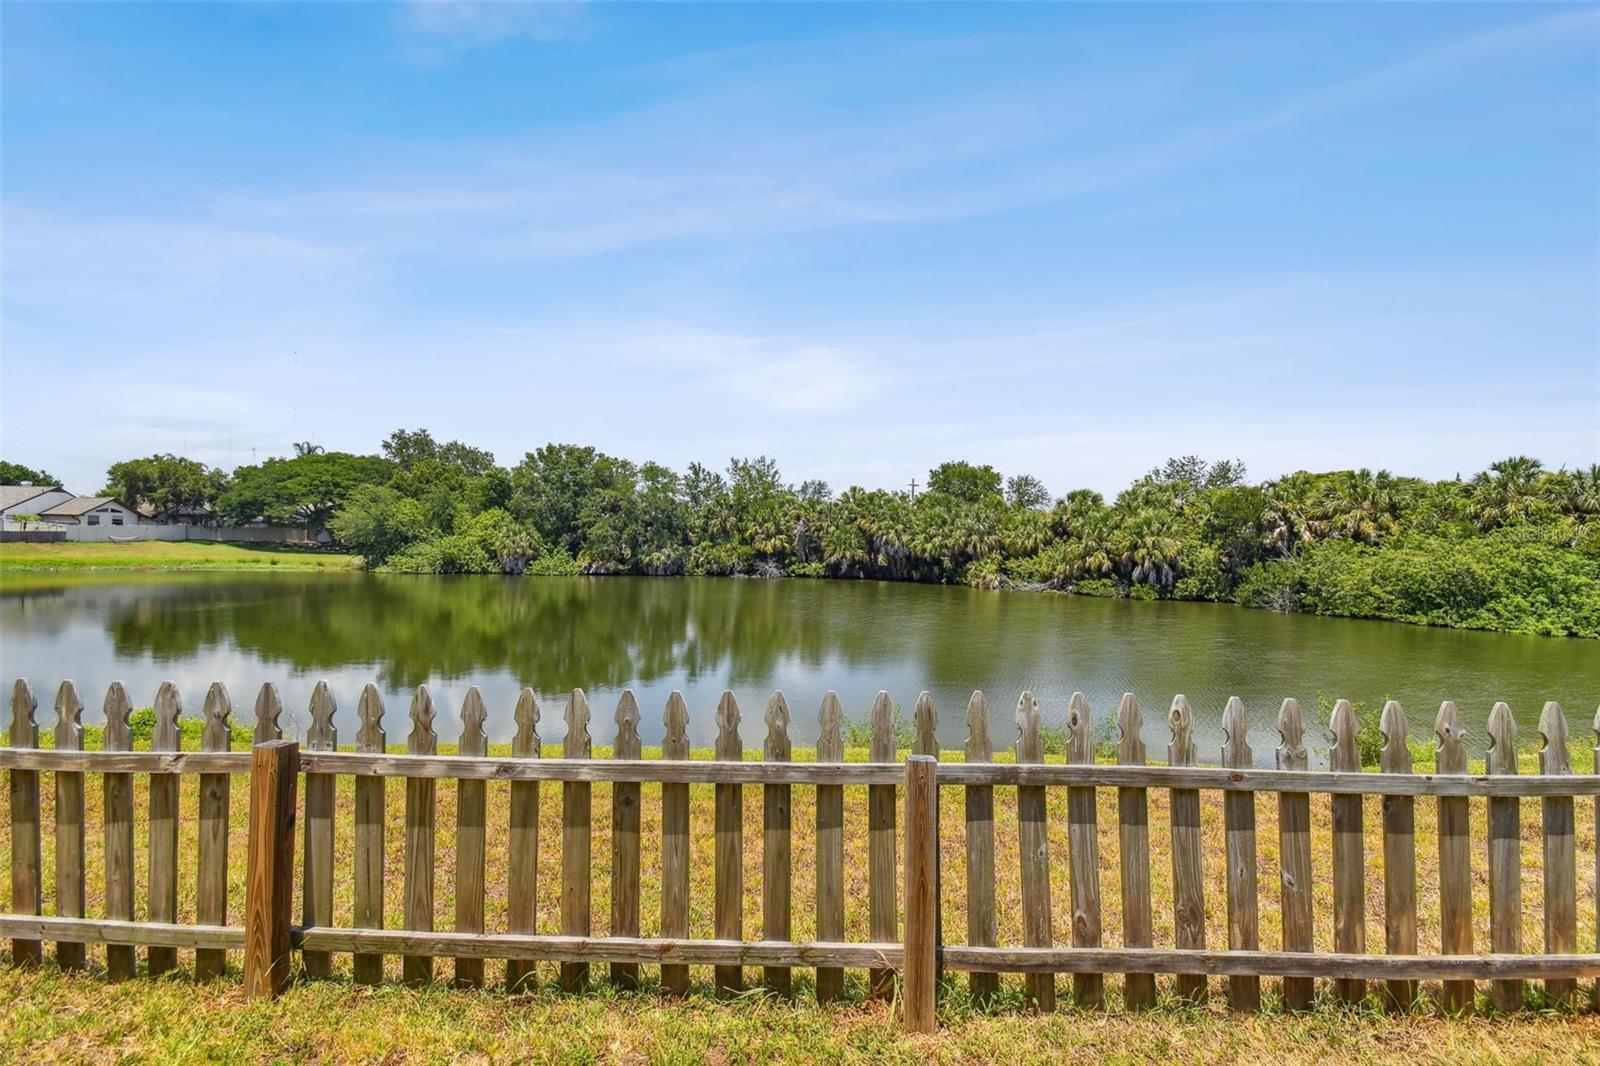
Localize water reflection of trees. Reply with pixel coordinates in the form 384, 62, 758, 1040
85, 574, 1002, 693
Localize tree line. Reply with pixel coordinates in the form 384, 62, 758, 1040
5, 434, 1596, 636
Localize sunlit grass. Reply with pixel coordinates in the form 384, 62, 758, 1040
0, 541, 358, 572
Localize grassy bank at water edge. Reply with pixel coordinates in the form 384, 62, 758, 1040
0, 541, 359, 572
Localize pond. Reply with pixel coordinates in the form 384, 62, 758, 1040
1, 572, 1594, 766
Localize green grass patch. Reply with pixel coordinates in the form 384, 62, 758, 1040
0, 541, 359, 573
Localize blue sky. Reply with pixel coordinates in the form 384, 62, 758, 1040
3, 2, 1597, 496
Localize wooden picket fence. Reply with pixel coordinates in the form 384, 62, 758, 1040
2, 677, 1598, 1033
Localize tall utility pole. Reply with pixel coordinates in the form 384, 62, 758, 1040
908, 478, 918, 500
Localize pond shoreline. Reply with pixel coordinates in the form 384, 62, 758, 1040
3, 539, 1592, 640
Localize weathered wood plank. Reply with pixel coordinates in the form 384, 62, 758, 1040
867, 690, 898, 999
762, 691, 793, 995
507, 688, 541, 992
1017, 691, 1055, 1011
1169, 694, 1206, 1004
102, 682, 136, 981
659, 692, 691, 997
1116, 693, 1155, 1010
9, 914, 1594, 981
352, 684, 387, 985
243, 740, 298, 998
814, 692, 846, 1003
560, 689, 592, 993
1221, 696, 1259, 1012
714, 691, 745, 995
454, 687, 489, 989
1329, 698, 1366, 1006
1486, 701, 1523, 1012
12, 745, 1592, 794
403, 686, 438, 987
196, 682, 234, 981
9, 679, 41, 968
147, 681, 182, 976
300, 681, 337, 981
253, 682, 283, 743
1436, 700, 1474, 1014
964, 691, 999, 1006
1379, 700, 1418, 1011
52, 681, 86, 971
1066, 692, 1104, 1008
1538, 702, 1577, 1007
901, 755, 939, 1035
1276, 698, 1314, 1010
610, 690, 642, 991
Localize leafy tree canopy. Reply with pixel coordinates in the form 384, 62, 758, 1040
103, 454, 228, 519
0, 460, 59, 486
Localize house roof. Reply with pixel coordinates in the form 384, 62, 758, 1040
0, 485, 64, 511
40, 496, 122, 518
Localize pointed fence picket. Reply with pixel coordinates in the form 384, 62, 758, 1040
0, 678, 1597, 1035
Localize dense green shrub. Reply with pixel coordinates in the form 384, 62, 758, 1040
381, 533, 495, 575
526, 547, 582, 576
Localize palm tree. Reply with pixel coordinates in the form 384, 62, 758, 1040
1324, 468, 1399, 545
293, 441, 324, 458
1468, 455, 1546, 530
1261, 472, 1323, 557
1118, 510, 1182, 592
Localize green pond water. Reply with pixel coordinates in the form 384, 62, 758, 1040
1, 573, 1594, 766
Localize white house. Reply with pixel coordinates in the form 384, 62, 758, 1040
39, 496, 142, 529
0, 484, 76, 521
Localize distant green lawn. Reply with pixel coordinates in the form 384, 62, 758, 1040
0, 540, 359, 572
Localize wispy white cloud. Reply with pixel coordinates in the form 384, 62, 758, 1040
395, 1, 590, 61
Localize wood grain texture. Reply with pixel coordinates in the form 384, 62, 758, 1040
1485, 701, 1523, 1012
147, 681, 182, 976
867, 690, 898, 998
253, 682, 283, 743
454, 687, 489, 989
1275, 698, 1314, 1010
243, 741, 298, 998
507, 688, 541, 992
762, 692, 793, 995
659, 692, 691, 997
9, 915, 1592, 982
403, 686, 438, 987
101, 682, 136, 981
52, 681, 86, 971
301, 681, 337, 981
1221, 697, 1260, 1012
1115, 693, 1155, 1009
560, 689, 592, 993
964, 691, 999, 1005
1168, 695, 1206, 1003
610, 691, 642, 990
714, 690, 745, 995
352, 684, 387, 985
16, 745, 1587, 794
1378, 700, 1418, 1010
8, 679, 41, 968
1538, 702, 1577, 1007
1435, 700, 1474, 1014
901, 756, 939, 1035
814, 692, 846, 1003
1017, 691, 1055, 1011
1329, 699, 1366, 1006
1066, 692, 1104, 1008
196, 682, 233, 981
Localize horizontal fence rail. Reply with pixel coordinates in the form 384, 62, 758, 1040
3, 677, 1598, 1031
